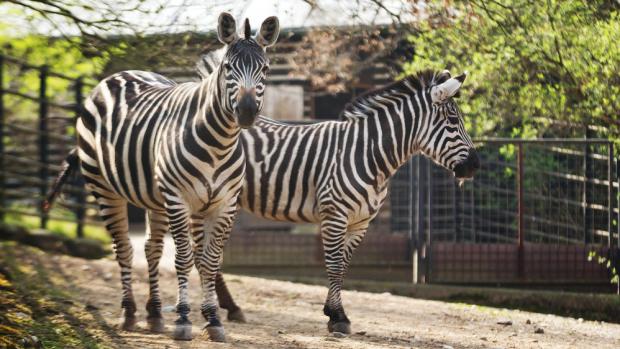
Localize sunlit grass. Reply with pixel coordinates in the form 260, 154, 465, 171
0, 242, 110, 349
3, 212, 109, 244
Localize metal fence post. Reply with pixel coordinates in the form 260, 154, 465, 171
610, 146, 619, 295
407, 161, 417, 283
426, 159, 433, 283
39, 65, 48, 229
74, 77, 85, 238
415, 156, 426, 283
454, 179, 461, 242
616, 155, 620, 296
471, 176, 476, 242
517, 143, 525, 280
617, 155, 619, 249
0, 55, 4, 222
584, 133, 593, 244
608, 143, 614, 248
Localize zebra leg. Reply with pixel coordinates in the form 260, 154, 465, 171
342, 229, 367, 278
215, 272, 246, 322
320, 217, 352, 335
144, 210, 168, 333
190, 217, 245, 323
195, 203, 237, 342
164, 198, 194, 341
95, 195, 137, 331
322, 228, 367, 334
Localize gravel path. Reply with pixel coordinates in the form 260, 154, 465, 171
41, 235, 620, 349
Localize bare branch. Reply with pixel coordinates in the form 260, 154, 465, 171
368, 0, 402, 23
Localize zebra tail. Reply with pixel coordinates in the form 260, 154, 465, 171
43, 148, 79, 213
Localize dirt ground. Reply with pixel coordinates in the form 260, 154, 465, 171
5, 244, 615, 349
1, 236, 618, 349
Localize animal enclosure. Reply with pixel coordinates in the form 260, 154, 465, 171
1, 55, 619, 289
222, 138, 618, 288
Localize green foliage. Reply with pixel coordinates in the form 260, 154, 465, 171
588, 250, 619, 295
0, 3, 118, 121
1, 35, 106, 78
405, 0, 620, 143
1, 34, 109, 121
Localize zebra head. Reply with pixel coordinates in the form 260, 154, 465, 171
216, 12, 279, 128
419, 70, 479, 179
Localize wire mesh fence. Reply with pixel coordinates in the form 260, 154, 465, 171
413, 140, 618, 284
224, 139, 619, 287
411, 141, 616, 244
1, 54, 618, 288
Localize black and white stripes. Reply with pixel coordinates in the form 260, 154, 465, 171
232, 70, 479, 333
239, 71, 477, 223
69, 13, 280, 342
45, 20, 479, 339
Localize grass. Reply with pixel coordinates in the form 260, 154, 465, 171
0, 241, 113, 349
4, 211, 110, 244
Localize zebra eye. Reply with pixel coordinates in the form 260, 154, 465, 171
261, 65, 270, 74
224, 62, 232, 70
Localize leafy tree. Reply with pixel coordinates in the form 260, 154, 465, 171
404, 0, 620, 142
1, 0, 160, 56
0, 33, 112, 122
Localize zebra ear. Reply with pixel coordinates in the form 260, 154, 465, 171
437, 70, 451, 83
217, 12, 238, 45
256, 16, 280, 48
431, 72, 467, 103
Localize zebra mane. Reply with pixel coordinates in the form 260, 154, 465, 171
196, 47, 227, 80
339, 70, 451, 120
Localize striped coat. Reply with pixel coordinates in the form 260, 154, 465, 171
230, 70, 479, 334
45, 13, 281, 342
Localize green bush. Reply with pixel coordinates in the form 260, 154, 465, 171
405, 1, 620, 143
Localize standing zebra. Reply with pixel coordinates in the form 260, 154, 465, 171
211, 69, 480, 334
44, 13, 280, 342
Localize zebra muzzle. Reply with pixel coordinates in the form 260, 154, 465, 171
235, 89, 258, 128
453, 149, 480, 179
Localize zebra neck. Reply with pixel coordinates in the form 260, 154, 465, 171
357, 94, 423, 182
194, 71, 240, 150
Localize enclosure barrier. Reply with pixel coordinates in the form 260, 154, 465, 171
1, 55, 618, 288
0, 54, 97, 237
407, 138, 618, 286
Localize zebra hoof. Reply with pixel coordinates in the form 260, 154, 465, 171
327, 321, 351, 335
147, 316, 166, 333
121, 316, 137, 331
204, 325, 226, 342
173, 323, 193, 341
227, 308, 247, 323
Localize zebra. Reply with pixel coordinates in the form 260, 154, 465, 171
238, 70, 479, 334
44, 13, 280, 342
201, 62, 480, 333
